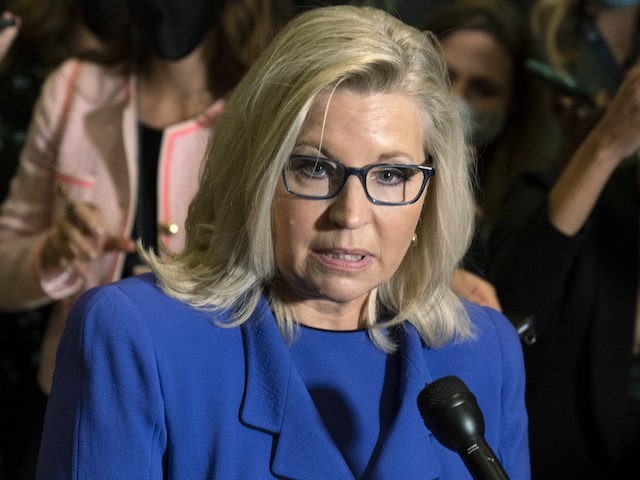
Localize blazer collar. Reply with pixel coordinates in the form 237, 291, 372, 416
240, 302, 443, 479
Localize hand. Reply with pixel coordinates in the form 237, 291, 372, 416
553, 90, 609, 162
548, 60, 640, 236
586, 60, 640, 163
40, 201, 136, 275
450, 268, 502, 312
0, 12, 19, 62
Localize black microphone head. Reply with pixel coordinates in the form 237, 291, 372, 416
417, 375, 485, 453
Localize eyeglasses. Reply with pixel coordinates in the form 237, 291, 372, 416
282, 155, 435, 206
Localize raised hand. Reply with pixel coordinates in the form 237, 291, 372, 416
40, 201, 135, 276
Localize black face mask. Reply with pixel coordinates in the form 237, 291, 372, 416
126, 0, 224, 60
81, 0, 130, 42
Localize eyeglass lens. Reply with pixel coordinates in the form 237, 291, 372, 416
284, 156, 431, 205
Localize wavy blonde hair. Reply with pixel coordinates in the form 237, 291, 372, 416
147, 5, 475, 350
530, 0, 583, 72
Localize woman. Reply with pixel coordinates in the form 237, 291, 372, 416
0, 0, 115, 202
37, 6, 529, 479
489, 0, 640, 477
423, 0, 528, 221
423, 0, 530, 313
0, 0, 289, 396
0, 3, 130, 477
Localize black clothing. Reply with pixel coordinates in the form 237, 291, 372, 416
489, 163, 640, 478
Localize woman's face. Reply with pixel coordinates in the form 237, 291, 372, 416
439, 29, 514, 112
272, 89, 428, 327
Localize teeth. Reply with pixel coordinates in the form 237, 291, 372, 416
328, 253, 364, 261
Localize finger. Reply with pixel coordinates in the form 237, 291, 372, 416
0, 13, 16, 29
63, 222, 102, 261
65, 202, 107, 238
45, 226, 75, 263
594, 89, 611, 110
625, 58, 640, 78
479, 292, 502, 312
70, 259, 92, 278
104, 236, 136, 253
476, 284, 502, 311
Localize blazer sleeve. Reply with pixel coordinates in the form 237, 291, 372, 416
487, 171, 588, 338
0, 59, 85, 311
36, 284, 166, 479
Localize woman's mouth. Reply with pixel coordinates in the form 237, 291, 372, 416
315, 249, 373, 271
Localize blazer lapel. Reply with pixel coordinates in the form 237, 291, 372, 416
121, 73, 138, 225
366, 325, 443, 479
240, 299, 354, 479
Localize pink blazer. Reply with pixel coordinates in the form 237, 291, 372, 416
0, 59, 225, 393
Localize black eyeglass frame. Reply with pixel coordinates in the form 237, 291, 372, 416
282, 155, 436, 206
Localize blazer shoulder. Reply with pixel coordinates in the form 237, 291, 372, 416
69, 274, 197, 332
70, 273, 250, 343
45, 57, 128, 106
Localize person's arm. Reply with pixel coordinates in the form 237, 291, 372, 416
548, 60, 640, 236
0, 60, 134, 312
489, 61, 640, 336
488, 171, 587, 338
0, 61, 77, 311
36, 284, 166, 479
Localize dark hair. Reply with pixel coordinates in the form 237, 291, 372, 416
81, 0, 293, 98
2, 0, 86, 68
423, 0, 532, 219
423, 0, 526, 60
423, 0, 529, 117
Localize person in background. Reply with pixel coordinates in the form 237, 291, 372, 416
488, 0, 640, 477
0, 2, 119, 478
0, 0, 290, 478
423, 0, 528, 271
36, 5, 529, 478
422, 0, 531, 321
425, 0, 529, 220
0, 0, 115, 201
0, 0, 290, 395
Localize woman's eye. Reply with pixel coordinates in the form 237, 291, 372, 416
295, 158, 336, 178
374, 168, 407, 185
302, 162, 327, 177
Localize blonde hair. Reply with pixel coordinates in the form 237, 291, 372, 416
530, 0, 582, 72
147, 5, 475, 350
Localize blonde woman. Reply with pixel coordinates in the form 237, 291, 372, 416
37, 6, 529, 478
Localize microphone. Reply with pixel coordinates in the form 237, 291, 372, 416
417, 375, 509, 480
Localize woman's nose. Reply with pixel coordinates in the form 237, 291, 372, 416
327, 175, 372, 228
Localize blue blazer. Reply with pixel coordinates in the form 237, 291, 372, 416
36, 273, 529, 479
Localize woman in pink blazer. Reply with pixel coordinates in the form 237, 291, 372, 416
0, 0, 291, 395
